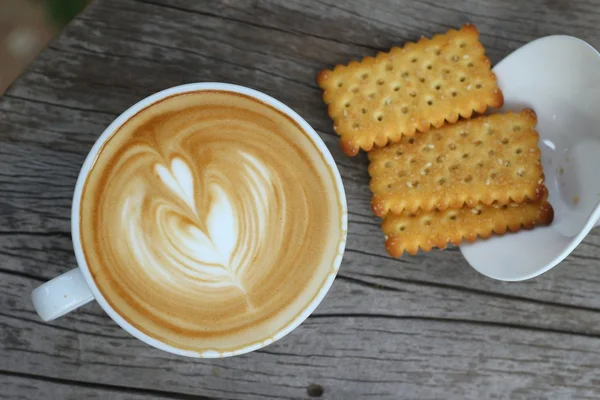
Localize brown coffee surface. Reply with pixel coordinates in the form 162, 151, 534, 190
80, 90, 345, 354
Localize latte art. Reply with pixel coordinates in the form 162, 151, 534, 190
80, 91, 346, 355
144, 154, 274, 294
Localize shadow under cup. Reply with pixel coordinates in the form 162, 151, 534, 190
73, 83, 348, 357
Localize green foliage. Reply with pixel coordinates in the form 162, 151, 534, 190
45, 0, 89, 27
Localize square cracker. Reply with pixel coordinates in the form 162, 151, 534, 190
382, 197, 554, 257
317, 24, 503, 156
368, 109, 545, 217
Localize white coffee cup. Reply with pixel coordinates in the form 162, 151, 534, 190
31, 82, 348, 357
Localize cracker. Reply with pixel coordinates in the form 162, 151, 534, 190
382, 197, 554, 257
317, 24, 503, 156
369, 109, 545, 217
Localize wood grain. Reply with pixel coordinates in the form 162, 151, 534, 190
2, 0, 600, 398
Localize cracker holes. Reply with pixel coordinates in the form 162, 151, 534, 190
487, 128, 495, 136
436, 155, 445, 163
502, 205, 508, 210
427, 99, 434, 106
462, 153, 469, 159
401, 106, 409, 114
476, 161, 484, 168
386, 63, 394, 71
409, 91, 417, 97
361, 108, 367, 114
384, 98, 392, 106
517, 168, 525, 177
408, 138, 415, 144
351, 87, 359, 93
352, 123, 360, 129
438, 177, 446, 185
384, 161, 393, 168
471, 208, 482, 215
452, 55, 459, 62
398, 225, 406, 232
344, 102, 351, 108
402, 72, 409, 78
426, 64, 433, 70
435, 49, 441, 56
368, 93, 376, 100
474, 140, 483, 147
411, 57, 418, 63
375, 113, 384, 122
448, 143, 457, 151
409, 158, 417, 164
460, 131, 468, 138
337, 82, 344, 88
488, 150, 495, 156
459, 76, 466, 83
443, 68, 451, 74
449, 213, 458, 221
515, 148, 523, 155
421, 168, 430, 175
449, 164, 459, 172
361, 73, 369, 80
451, 91, 458, 97
501, 138, 509, 145
513, 125, 522, 132
422, 145, 431, 153
464, 175, 473, 183
490, 172, 497, 179
377, 79, 385, 86
504, 160, 511, 167
393, 84, 401, 91
396, 149, 404, 156
423, 218, 432, 226
467, 62, 474, 68
459, 42, 467, 48
434, 84, 442, 91
398, 171, 407, 178
419, 77, 426, 83
475, 83, 482, 89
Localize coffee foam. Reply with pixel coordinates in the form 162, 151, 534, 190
80, 91, 345, 354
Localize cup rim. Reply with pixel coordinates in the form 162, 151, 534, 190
71, 82, 348, 357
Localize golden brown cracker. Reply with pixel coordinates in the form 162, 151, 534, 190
317, 24, 503, 156
382, 199, 554, 257
369, 109, 545, 217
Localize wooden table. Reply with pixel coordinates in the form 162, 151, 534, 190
2, 1, 600, 398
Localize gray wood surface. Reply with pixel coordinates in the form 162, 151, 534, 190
2, 0, 600, 398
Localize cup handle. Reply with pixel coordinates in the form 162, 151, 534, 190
31, 268, 94, 321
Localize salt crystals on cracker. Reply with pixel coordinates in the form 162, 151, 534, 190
368, 110, 545, 216
317, 24, 503, 156
382, 197, 554, 256
317, 23, 553, 257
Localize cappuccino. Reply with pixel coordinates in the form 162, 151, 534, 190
79, 90, 345, 355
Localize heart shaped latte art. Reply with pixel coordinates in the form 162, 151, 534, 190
80, 91, 344, 354
137, 154, 273, 294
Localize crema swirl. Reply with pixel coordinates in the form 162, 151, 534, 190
80, 90, 346, 355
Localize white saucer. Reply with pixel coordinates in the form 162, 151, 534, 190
460, 35, 600, 281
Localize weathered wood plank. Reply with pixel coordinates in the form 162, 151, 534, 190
7, 257, 600, 348
3, 0, 600, 398
0, 373, 204, 400
3, 271, 600, 399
